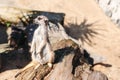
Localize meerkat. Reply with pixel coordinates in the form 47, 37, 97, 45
15, 16, 55, 78
30, 15, 55, 67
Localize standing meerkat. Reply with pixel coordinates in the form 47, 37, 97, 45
15, 16, 55, 78
30, 15, 55, 67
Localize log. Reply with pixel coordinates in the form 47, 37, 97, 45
15, 39, 83, 80
15, 64, 52, 80
45, 39, 81, 80
0, 7, 65, 25
14, 17, 108, 80
87, 71, 108, 80
15, 39, 108, 80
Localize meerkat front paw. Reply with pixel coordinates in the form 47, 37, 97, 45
47, 63, 53, 68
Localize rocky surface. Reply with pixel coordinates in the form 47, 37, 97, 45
96, 0, 120, 26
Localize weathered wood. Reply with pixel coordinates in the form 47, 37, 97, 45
87, 71, 108, 80
14, 23, 108, 80
0, 7, 65, 25
73, 63, 108, 80
15, 39, 83, 80
15, 64, 52, 80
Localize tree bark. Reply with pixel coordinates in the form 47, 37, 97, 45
15, 39, 108, 80
15, 39, 83, 80
0, 7, 65, 25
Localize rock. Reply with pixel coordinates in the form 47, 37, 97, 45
15, 64, 52, 80
96, 0, 120, 27
87, 71, 108, 80
0, 7, 65, 26
44, 39, 82, 80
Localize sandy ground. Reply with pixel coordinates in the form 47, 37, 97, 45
0, 0, 120, 80
0, 69, 18, 80
0, 43, 31, 80
0, 44, 18, 80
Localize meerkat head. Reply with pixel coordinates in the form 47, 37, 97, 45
34, 15, 49, 26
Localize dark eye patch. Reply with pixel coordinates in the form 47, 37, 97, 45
38, 17, 42, 20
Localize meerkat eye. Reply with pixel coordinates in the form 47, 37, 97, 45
38, 17, 42, 20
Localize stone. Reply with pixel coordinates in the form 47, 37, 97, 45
87, 71, 108, 80
96, 0, 120, 27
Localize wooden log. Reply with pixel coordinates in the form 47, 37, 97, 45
0, 6, 65, 25
15, 39, 83, 80
15, 64, 52, 80
87, 71, 108, 80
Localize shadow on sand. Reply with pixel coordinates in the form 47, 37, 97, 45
65, 19, 103, 46
0, 49, 31, 72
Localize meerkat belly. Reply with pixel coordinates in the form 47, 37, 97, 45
40, 43, 51, 63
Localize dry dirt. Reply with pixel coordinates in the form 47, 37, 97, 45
0, 0, 120, 80
0, 44, 31, 80
0, 43, 31, 80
